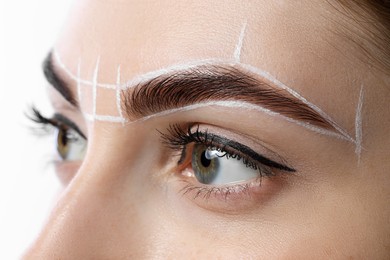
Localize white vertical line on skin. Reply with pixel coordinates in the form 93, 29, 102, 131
77, 58, 82, 103
92, 57, 100, 118
355, 85, 364, 162
233, 22, 247, 62
53, 50, 116, 89
116, 65, 124, 124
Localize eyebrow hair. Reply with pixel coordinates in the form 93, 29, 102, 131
124, 65, 339, 132
43, 52, 78, 106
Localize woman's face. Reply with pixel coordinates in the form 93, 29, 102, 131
26, 0, 389, 258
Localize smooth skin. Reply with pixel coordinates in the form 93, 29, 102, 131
25, 0, 389, 258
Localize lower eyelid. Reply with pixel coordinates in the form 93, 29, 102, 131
173, 171, 289, 213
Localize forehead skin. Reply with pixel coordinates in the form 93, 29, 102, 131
31, 0, 389, 258
55, 0, 387, 131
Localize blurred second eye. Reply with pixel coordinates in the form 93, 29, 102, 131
56, 127, 87, 161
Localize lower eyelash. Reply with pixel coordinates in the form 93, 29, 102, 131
180, 182, 251, 200
177, 176, 266, 203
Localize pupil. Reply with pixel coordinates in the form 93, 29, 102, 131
200, 150, 211, 167
61, 130, 68, 145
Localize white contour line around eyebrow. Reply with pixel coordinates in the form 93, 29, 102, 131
51, 20, 355, 144
128, 100, 354, 141
355, 85, 364, 162
53, 53, 356, 144
82, 100, 352, 142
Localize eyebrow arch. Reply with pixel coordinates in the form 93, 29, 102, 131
123, 65, 351, 141
42, 52, 78, 106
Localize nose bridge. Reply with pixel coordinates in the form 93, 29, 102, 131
24, 126, 152, 258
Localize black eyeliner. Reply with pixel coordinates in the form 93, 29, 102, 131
161, 124, 296, 173
201, 133, 295, 172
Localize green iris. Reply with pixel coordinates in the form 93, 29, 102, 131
191, 144, 220, 184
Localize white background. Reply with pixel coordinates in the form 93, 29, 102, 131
0, 0, 73, 258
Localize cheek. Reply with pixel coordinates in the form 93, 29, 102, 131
274, 180, 387, 259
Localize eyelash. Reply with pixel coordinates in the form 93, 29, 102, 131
27, 107, 57, 135
159, 124, 295, 200
27, 106, 85, 139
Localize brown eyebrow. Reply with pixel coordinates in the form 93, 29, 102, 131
42, 52, 78, 107
44, 51, 343, 135
123, 65, 337, 131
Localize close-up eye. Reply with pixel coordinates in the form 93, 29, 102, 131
27, 107, 87, 162
160, 124, 296, 199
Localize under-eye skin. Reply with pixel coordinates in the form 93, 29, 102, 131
159, 124, 296, 203
27, 106, 87, 162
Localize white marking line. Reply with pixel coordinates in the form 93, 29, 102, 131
84, 113, 127, 123
92, 57, 100, 117
355, 85, 364, 161
52, 50, 101, 88
116, 66, 124, 122
83, 100, 348, 141
120, 60, 355, 143
233, 22, 247, 62
128, 100, 351, 141
53, 51, 355, 143
238, 63, 356, 144
77, 58, 82, 103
